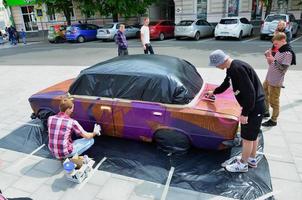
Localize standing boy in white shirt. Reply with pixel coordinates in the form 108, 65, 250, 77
140, 17, 154, 54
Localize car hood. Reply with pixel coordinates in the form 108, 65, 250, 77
32, 79, 74, 97
193, 83, 241, 120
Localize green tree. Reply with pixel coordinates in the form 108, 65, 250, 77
36, 0, 74, 25
95, 0, 158, 22
261, 0, 273, 17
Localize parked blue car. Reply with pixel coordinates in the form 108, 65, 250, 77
65, 24, 99, 43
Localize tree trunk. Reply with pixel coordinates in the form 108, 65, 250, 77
63, 8, 71, 26
112, 12, 119, 22
265, 0, 272, 18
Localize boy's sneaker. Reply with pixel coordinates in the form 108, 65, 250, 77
247, 157, 257, 168
262, 119, 277, 127
225, 160, 248, 173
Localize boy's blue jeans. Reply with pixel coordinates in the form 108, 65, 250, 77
66, 138, 94, 158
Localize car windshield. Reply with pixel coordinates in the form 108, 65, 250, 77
149, 21, 159, 26
66, 26, 73, 31
265, 15, 286, 22
177, 20, 194, 26
103, 24, 114, 29
219, 19, 238, 24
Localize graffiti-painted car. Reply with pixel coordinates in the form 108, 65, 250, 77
29, 55, 241, 151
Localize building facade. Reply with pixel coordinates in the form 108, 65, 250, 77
174, 0, 302, 23
4, 0, 302, 32
0, 0, 10, 31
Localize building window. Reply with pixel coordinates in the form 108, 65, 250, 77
21, 6, 38, 31
197, 0, 207, 19
228, 0, 239, 17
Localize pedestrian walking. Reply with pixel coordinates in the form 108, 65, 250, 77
116, 24, 128, 56
206, 49, 265, 173
140, 17, 154, 54
262, 32, 296, 127
20, 29, 26, 44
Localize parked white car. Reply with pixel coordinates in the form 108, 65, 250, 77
97, 23, 140, 41
260, 13, 299, 40
174, 19, 214, 40
214, 17, 253, 40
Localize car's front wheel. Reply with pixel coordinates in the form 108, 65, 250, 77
194, 32, 200, 40
77, 35, 85, 43
37, 109, 55, 130
159, 32, 165, 41
154, 129, 191, 154
260, 34, 266, 40
238, 31, 243, 40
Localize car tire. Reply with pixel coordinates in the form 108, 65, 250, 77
159, 32, 165, 41
194, 32, 200, 40
215, 36, 220, 40
113, 34, 117, 42
175, 36, 181, 40
154, 129, 191, 154
249, 29, 253, 37
37, 109, 55, 130
238, 31, 243, 40
77, 35, 85, 43
136, 31, 140, 38
260, 34, 266, 40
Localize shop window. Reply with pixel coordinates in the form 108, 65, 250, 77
197, 0, 207, 19
21, 6, 38, 31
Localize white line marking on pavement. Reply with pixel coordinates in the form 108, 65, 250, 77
290, 35, 302, 44
197, 38, 215, 43
12, 144, 45, 167
256, 151, 283, 159
78, 157, 107, 190
16, 121, 42, 127
160, 166, 175, 200
242, 36, 259, 43
255, 191, 280, 200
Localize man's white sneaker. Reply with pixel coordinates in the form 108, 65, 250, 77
247, 157, 257, 168
225, 160, 248, 173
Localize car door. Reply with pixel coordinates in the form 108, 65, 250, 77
113, 100, 166, 141
125, 25, 134, 38
201, 20, 212, 37
86, 24, 98, 40
111, 75, 166, 141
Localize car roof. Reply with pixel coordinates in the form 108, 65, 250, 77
81, 54, 197, 78
69, 55, 203, 104
220, 17, 241, 19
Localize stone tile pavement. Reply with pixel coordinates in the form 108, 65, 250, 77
0, 66, 301, 200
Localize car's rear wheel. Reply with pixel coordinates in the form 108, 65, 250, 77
215, 36, 220, 40
238, 31, 243, 40
136, 31, 140, 38
77, 35, 85, 43
159, 32, 165, 41
175, 36, 181, 40
154, 129, 191, 154
194, 32, 200, 40
249, 29, 253, 37
260, 34, 266, 40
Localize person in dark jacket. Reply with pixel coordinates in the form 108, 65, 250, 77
206, 49, 265, 173
116, 24, 128, 56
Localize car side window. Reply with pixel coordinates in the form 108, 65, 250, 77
161, 21, 169, 26
196, 20, 201, 25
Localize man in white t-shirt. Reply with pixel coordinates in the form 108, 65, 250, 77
140, 17, 154, 54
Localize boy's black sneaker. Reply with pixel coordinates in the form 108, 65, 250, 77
262, 119, 277, 127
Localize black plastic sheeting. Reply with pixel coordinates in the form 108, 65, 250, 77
0, 119, 274, 199
68, 55, 203, 104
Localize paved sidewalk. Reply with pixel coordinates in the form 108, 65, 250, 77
0, 66, 301, 200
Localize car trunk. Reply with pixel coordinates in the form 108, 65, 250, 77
193, 83, 241, 119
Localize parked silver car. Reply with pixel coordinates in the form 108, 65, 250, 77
260, 13, 299, 40
174, 19, 214, 40
97, 23, 140, 41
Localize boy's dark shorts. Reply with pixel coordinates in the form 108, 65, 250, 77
241, 100, 265, 141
